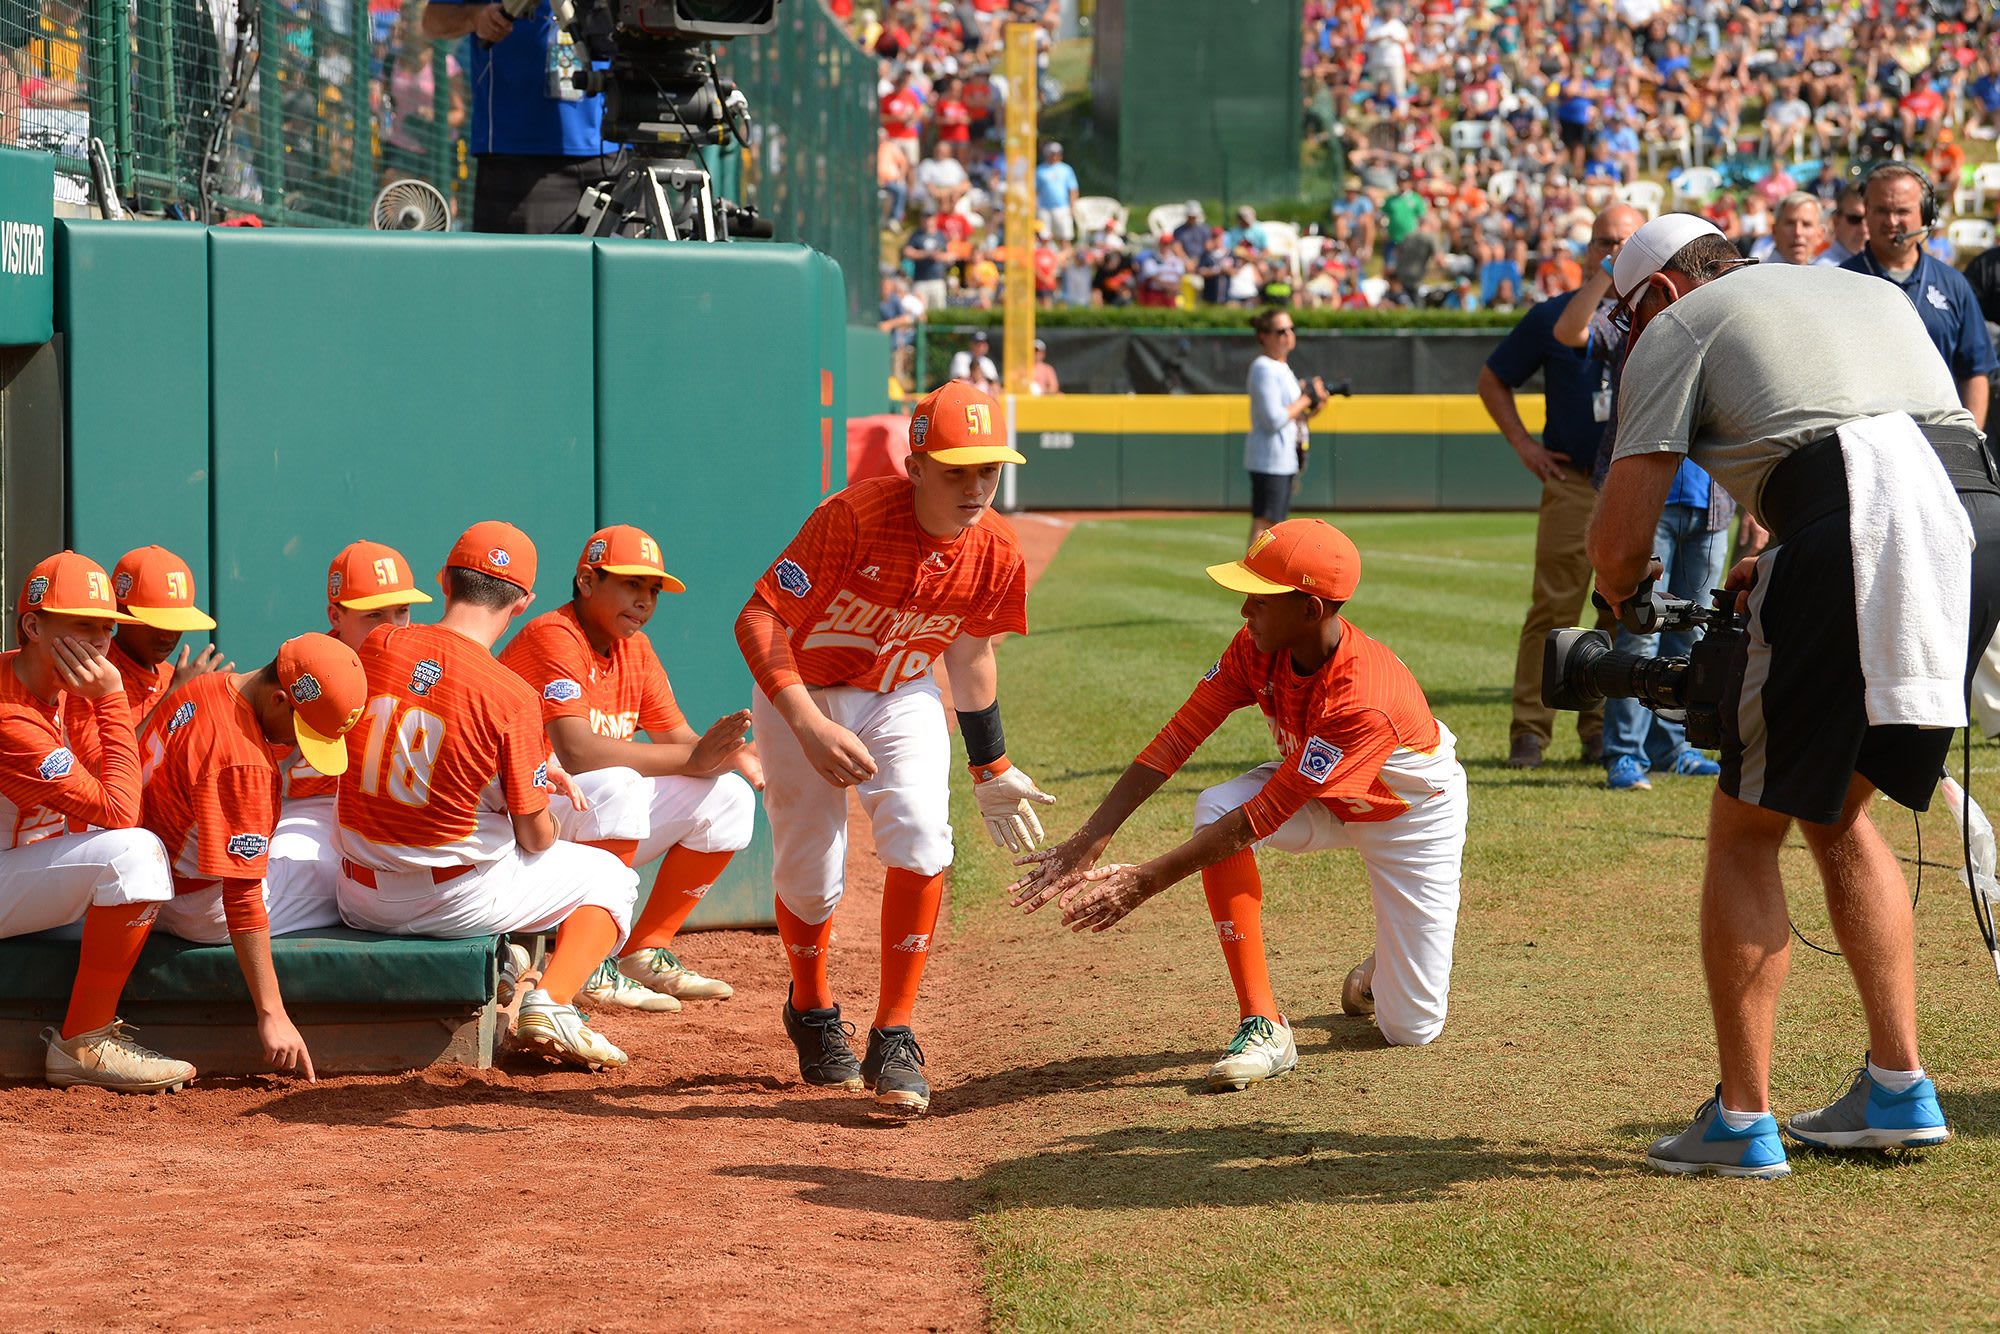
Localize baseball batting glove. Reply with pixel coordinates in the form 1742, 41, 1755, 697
971, 757, 1057, 853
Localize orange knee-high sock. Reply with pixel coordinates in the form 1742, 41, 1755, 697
874, 867, 945, 1031
584, 838, 638, 868
776, 897, 835, 1011
628, 846, 736, 952
538, 906, 622, 1005
1202, 850, 1278, 1022
62, 901, 159, 1039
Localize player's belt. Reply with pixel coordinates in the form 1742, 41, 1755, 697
340, 858, 474, 890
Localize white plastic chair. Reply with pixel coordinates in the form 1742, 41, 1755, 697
1948, 218, 1996, 255
1449, 118, 1503, 165
1260, 220, 1303, 282
1670, 165, 1723, 212
1619, 179, 1665, 219
1646, 125, 1694, 173
1415, 146, 1458, 180
1360, 276, 1389, 305
1486, 168, 1522, 203
1970, 163, 2000, 214
1145, 203, 1189, 240
1814, 108, 1857, 161
1072, 195, 1127, 239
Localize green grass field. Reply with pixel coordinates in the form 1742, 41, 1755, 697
948, 513, 2000, 1332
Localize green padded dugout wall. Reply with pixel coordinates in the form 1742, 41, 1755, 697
57, 225, 850, 931
57, 221, 212, 599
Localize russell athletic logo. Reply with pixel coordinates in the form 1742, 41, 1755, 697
1216, 920, 1243, 942
787, 942, 824, 959
892, 932, 932, 953
410, 659, 443, 696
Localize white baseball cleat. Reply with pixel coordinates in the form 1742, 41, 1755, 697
496, 942, 534, 1007
514, 989, 628, 1070
1205, 1015, 1298, 1092
1341, 953, 1376, 1018
618, 947, 733, 1001
44, 1020, 197, 1093
580, 958, 681, 1013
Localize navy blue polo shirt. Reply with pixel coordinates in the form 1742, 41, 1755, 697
1484, 290, 1612, 472
1840, 249, 2000, 382
436, 0, 610, 157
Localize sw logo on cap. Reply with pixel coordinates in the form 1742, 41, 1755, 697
168, 701, 196, 735
24, 576, 47, 606
1298, 736, 1344, 782
543, 679, 583, 703
775, 559, 812, 598
289, 673, 323, 704
227, 832, 269, 860
965, 403, 992, 435
114, 572, 134, 599
488, 548, 512, 568
585, 538, 608, 563
38, 748, 73, 781
410, 659, 444, 697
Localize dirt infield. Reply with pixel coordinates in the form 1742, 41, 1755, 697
0, 513, 1075, 1333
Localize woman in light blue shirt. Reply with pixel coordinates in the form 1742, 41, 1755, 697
1244, 307, 1329, 546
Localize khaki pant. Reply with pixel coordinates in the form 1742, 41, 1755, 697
1512, 469, 1608, 749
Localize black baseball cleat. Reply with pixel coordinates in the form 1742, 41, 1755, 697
782, 990, 864, 1090
861, 1025, 931, 1114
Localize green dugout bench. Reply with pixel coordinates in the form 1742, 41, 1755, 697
0, 930, 503, 1078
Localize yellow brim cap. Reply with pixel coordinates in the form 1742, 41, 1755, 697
339, 587, 434, 611
599, 563, 688, 594
39, 603, 143, 624
1205, 560, 1295, 596
924, 445, 1028, 466
124, 603, 218, 632
293, 715, 350, 776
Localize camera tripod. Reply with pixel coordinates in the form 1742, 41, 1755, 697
577, 157, 721, 240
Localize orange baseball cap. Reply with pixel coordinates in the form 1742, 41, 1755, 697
328, 540, 434, 611
1206, 519, 1361, 600
275, 633, 367, 776
19, 552, 139, 623
440, 520, 536, 594
113, 546, 217, 632
909, 381, 1025, 466
578, 525, 686, 593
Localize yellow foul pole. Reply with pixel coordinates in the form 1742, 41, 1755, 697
1002, 23, 1038, 397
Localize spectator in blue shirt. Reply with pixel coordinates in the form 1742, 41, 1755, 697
421, 0, 616, 233
1970, 57, 2000, 140
1034, 141, 1080, 244
1331, 179, 1376, 258
1841, 164, 2000, 423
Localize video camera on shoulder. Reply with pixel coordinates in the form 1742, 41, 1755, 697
1540, 580, 1748, 750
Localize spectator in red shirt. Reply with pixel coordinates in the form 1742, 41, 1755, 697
880, 68, 922, 148
934, 75, 971, 153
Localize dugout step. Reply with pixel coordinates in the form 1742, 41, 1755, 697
0, 928, 501, 1079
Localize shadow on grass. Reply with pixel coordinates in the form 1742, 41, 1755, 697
722, 1121, 1632, 1216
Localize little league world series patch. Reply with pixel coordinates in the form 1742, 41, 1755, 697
227, 833, 269, 859
1299, 736, 1343, 781
776, 559, 812, 597
543, 679, 583, 703
37, 747, 72, 780
410, 659, 444, 696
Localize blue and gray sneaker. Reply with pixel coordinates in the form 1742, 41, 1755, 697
1644, 1088, 1791, 1178
1670, 750, 1722, 777
1786, 1062, 1950, 1150
1607, 755, 1653, 791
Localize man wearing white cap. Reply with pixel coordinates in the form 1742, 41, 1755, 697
1583, 212, 2000, 1177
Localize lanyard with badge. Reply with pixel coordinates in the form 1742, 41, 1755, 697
1592, 360, 1613, 423
547, 4, 582, 102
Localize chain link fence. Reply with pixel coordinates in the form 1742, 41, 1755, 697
0, 1, 868, 310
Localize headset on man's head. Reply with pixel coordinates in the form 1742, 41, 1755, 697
1861, 160, 1938, 234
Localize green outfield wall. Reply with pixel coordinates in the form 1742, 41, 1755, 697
54, 221, 849, 930
1007, 395, 1542, 511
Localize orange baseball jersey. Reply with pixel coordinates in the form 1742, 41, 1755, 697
336, 623, 550, 863
138, 673, 282, 931
498, 604, 689, 738
0, 651, 143, 848
740, 475, 1028, 696
1136, 622, 1447, 833
109, 640, 173, 722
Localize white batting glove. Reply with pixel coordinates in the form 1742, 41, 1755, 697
971, 758, 1057, 853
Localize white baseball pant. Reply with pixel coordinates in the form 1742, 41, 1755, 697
548, 766, 757, 862
0, 828, 173, 939
154, 798, 344, 944
334, 813, 638, 945
752, 678, 953, 926
1193, 746, 1467, 1047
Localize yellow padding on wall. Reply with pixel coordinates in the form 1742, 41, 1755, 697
1009, 393, 1544, 436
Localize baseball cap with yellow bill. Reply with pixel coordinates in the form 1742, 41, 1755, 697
276, 633, 367, 776
328, 540, 434, 611
909, 380, 1026, 466
113, 546, 217, 632
1206, 519, 1362, 600
579, 525, 686, 593
20, 552, 140, 623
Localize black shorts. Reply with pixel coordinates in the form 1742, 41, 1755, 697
1719, 490, 2000, 823
1558, 120, 1591, 150
1249, 471, 1294, 523
471, 152, 624, 234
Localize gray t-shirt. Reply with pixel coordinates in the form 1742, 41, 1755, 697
1611, 263, 1973, 522
1245, 355, 1302, 476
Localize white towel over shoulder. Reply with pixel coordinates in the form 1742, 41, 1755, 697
1839, 411, 1973, 728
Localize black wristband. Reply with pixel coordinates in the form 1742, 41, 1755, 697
957, 701, 1006, 767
